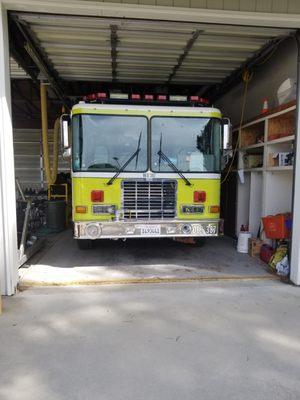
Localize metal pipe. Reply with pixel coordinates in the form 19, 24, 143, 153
40, 82, 60, 185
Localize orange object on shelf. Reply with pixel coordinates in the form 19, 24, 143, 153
262, 213, 292, 239
262, 98, 269, 114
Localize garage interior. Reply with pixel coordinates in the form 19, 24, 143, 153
3, 7, 300, 289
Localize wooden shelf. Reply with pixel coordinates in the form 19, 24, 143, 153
267, 135, 295, 144
240, 142, 264, 151
267, 165, 293, 172
240, 168, 263, 172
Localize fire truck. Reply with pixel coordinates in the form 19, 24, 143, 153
61, 93, 229, 249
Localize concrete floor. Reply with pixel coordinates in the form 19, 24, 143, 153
19, 230, 271, 286
1, 280, 300, 400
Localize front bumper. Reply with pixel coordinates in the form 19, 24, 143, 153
74, 219, 223, 240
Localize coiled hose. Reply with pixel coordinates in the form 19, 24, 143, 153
40, 83, 60, 185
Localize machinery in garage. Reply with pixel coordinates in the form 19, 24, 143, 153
61, 93, 230, 249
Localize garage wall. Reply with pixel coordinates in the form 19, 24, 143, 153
216, 36, 297, 126
14, 129, 70, 190
86, 0, 300, 14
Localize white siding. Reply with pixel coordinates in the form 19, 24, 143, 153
84, 0, 296, 13
14, 129, 70, 190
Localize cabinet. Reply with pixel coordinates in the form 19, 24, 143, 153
235, 102, 295, 238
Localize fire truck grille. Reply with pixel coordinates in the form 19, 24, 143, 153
122, 180, 177, 220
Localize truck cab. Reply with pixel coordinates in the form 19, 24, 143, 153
64, 98, 225, 249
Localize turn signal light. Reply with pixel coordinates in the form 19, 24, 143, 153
194, 191, 206, 202
209, 205, 220, 213
91, 190, 104, 202
76, 206, 87, 214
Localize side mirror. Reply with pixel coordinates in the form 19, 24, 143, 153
60, 114, 70, 149
222, 118, 232, 150
60, 114, 71, 158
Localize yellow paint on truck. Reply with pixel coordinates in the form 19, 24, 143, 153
73, 177, 220, 221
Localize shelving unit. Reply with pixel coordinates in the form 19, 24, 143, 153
235, 102, 295, 238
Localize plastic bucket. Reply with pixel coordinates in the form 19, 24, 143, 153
237, 232, 252, 253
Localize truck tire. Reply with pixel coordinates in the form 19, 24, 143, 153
77, 239, 93, 250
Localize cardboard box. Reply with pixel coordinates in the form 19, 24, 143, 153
243, 154, 263, 169
269, 153, 279, 167
248, 238, 263, 257
269, 152, 292, 167
241, 131, 257, 148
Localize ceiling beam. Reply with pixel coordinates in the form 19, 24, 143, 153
110, 24, 118, 82
167, 29, 201, 85
9, 14, 69, 108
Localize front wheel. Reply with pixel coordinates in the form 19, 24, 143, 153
77, 239, 93, 250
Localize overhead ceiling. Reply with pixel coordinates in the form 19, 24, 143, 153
9, 13, 294, 87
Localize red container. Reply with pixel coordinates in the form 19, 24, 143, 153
260, 244, 275, 264
262, 213, 291, 239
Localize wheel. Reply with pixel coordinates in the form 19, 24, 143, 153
77, 239, 93, 250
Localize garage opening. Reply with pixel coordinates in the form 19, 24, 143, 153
8, 11, 297, 286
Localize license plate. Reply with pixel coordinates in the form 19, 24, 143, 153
140, 225, 161, 236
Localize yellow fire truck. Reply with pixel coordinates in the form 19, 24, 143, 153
61, 94, 229, 249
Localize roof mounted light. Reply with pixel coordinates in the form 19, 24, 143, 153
86, 93, 97, 101
97, 92, 107, 99
200, 98, 210, 105
144, 94, 154, 101
131, 94, 141, 100
157, 94, 167, 101
169, 95, 187, 102
110, 93, 129, 100
189, 96, 210, 105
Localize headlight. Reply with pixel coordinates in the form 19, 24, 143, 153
85, 223, 101, 239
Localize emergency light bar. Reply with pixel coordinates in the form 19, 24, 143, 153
81, 92, 210, 106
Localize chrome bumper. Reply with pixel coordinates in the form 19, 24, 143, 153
74, 219, 223, 240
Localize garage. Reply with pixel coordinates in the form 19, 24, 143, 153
1, 1, 300, 295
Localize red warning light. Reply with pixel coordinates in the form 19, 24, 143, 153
97, 92, 107, 99
131, 94, 141, 100
144, 94, 154, 101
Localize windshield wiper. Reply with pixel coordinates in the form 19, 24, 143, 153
107, 131, 142, 186
157, 149, 191, 186
158, 132, 163, 171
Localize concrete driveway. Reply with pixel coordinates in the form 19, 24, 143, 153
19, 230, 271, 286
1, 280, 300, 400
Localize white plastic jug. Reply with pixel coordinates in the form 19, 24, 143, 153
237, 232, 252, 253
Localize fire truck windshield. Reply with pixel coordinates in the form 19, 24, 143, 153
72, 114, 148, 172
151, 117, 221, 173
